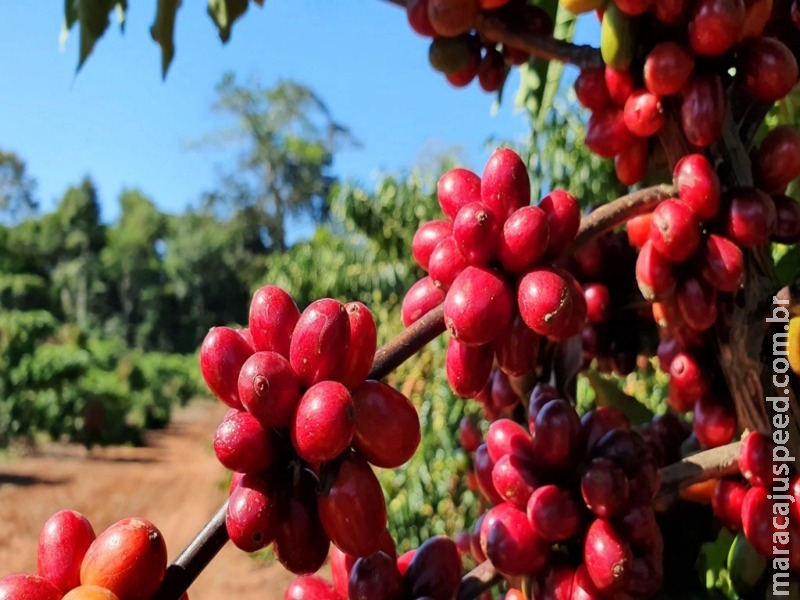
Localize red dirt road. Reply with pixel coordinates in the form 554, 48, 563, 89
0, 401, 296, 600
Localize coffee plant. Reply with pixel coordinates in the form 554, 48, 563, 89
2, 0, 800, 599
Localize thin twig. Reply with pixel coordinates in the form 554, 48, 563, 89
477, 15, 604, 69
381, 0, 603, 69
568, 184, 675, 253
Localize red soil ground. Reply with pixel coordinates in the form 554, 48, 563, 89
0, 401, 297, 600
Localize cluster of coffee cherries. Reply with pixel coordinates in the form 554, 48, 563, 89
405, 0, 553, 92
199, 286, 421, 573
284, 534, 466, 600
566, 221, 654, 376
457, 383, 686, 598
403, 147, 586, 400
0, 510, 172, 600
624, 151, 799, 448
569, 0, 800, 186
712, 432, 800, 570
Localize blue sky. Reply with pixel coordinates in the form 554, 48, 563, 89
0, 2, 594, 224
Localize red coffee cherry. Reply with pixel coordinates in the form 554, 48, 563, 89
318, 453, 387, 558
649, 198, 701, 263
485, 505, 549, 576
80, 518, 167, 600
700, 234, 744, 292
738, 37, 799, 101
348, 552, 403, 600
200, 326, 255, 409
773, 195, 800, 243
636, 240, 676, 300
494, 314, 540, 377
673, 154, 720, 221
738, 431, 775, 488
581, 457, 630, 518
459, 415, 482, 453
575, 67, 612, 112
478, 48, 507, 93
742, 485, 777, 558
688, 0, 746, 56
486, 418, 533, 463
712, 478, 747, 532
626, 213, 652, 249
474, 443, 505, 505
517, 268, 574, 338
227, 472, 280, 552
274, 469, 330, 575
289, 298, 350, 388
428, 236, 470, 291
492, 453, 539, 508
481, 147, 531, 221
605, 67, 635, 106
406, 0, 436, 37
526, 484, 581, 542
445, 338, 493, 398
37, 510, 96, 594
585, 108, 635, 158
583, 519, 633, 593
453, 202, 501, 265
291, 382, 355, 463
0, 575, 63, 600
681, 74, 726, 147
693, 394, 737, 448
531, 399, 581, 471
402, 277, 446, 327
340, 301, 377, 391
644, 42, 695, 97
352, 380, 421, 468
238, 351, 300, 429
754, 127, 800, 194
624, 90, 665, 137
723, 188, 777, 247
444, 266, 514, 346
427, 0, 480, 37
438, 168, 481, 221
248, 285, 300, 359
677, 276, 718, 332
669, 351, 710, 402
214, 409, 277, 473
615, 137, 649, 186
412, 220, 453, 271
403, 536, 463, 600
497, 206, 550, 274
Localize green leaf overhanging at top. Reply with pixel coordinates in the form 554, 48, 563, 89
151, 0, 182, 78
207, 0, 249, 43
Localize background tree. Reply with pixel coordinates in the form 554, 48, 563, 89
198, 73, 356, 253
0, 151, 37, 221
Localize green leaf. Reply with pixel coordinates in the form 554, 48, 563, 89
77, 0, 114, 70
61, 0, 79, 50
64, 0, 79, 30
151, 0, 181, 78
775, 243, 800, 288
583, 370, 654, 425
726, 532, 767, 596
697, 528, 739, 600
207, 0, 248, 43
